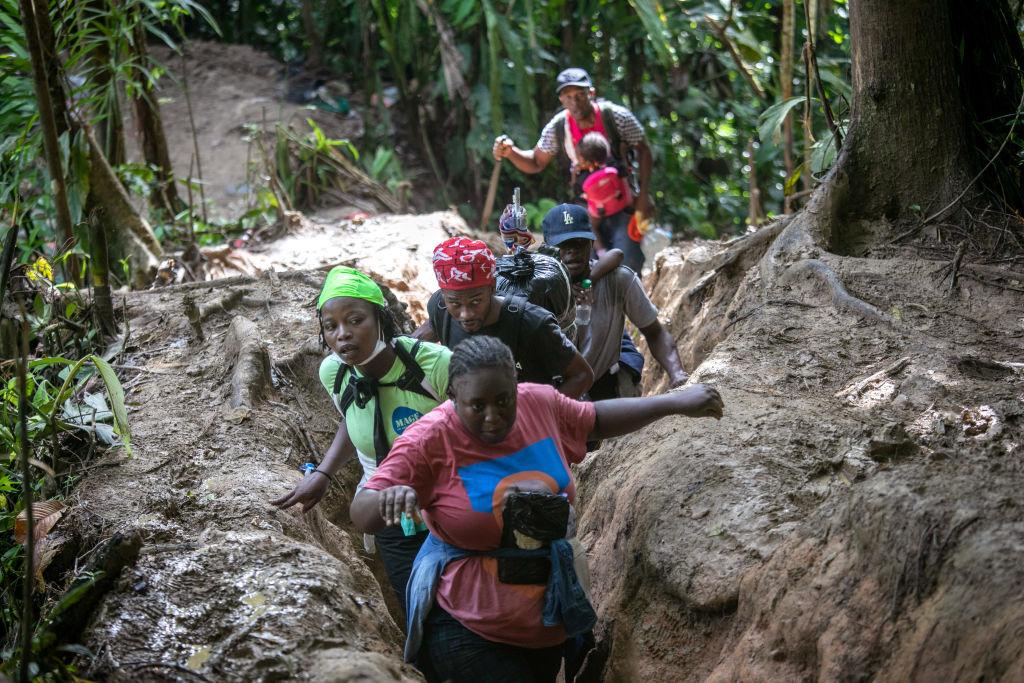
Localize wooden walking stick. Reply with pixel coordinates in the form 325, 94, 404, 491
480, 158, 502, 231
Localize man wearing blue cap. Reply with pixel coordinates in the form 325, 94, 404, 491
542, 204, 689, 399
493, 68, 653, 270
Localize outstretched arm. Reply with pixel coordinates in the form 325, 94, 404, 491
494, 135, 554, 174
271, 421, 356, 512
639, 319, 688, 388
589, 384, 722, 440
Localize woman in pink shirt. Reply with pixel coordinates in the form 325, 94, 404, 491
351, 336, 723, 682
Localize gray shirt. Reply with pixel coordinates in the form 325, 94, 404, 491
579, 266, 659, 379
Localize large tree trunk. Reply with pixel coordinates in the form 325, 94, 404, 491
817, 0, 970, 252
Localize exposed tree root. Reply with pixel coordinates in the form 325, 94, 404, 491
782, 258, 897, 325
141, 261, 358, 294
35, 532, 142, 652
195, 289, 272, 322
834, 356, 912, 401
224, 316, 272, 409
182, 294, 204, 342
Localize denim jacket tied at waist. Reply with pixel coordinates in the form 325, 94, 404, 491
403, 532, 596, 662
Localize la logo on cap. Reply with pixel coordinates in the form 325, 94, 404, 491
563, 210, 574, 224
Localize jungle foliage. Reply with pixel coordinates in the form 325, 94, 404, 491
187, 0, 855, 237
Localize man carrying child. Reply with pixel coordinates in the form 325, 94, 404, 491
492, 67, 652, 273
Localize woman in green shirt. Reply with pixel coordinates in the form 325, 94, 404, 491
272, 266, 451, 612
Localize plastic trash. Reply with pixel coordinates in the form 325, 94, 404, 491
575, 279, 592, 327
641, 226, 671, 275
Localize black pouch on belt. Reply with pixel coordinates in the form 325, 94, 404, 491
498, 491, 570, 584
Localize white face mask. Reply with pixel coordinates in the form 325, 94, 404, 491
354, 325, 389, 366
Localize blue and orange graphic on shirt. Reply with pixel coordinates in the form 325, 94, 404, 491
456, 437, 571, 516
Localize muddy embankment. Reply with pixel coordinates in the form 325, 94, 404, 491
65, 213, 471, 681
58, 204, 1023, 681
577, 227, 1024, 680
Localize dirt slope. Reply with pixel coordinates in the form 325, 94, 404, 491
138, 41, 368, 221
578, 234, 1024, 680
68, 212, 471, 681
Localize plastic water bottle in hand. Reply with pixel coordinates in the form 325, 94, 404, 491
575, 279, 592, 326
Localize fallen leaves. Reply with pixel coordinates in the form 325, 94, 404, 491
15, 499, 67, 586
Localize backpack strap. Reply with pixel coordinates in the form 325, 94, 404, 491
332, 362, 357, 415
502, 296, 530, 376
391, 337, 438, 401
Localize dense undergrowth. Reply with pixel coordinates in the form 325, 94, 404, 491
0, 258, 131, 679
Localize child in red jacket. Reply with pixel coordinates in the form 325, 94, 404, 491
578, 132, 633, 230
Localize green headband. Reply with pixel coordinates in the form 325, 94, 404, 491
317, 266, 386, 310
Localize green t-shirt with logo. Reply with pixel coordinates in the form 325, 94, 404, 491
318, 337, 451, 474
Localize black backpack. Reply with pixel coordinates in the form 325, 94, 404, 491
495, 250, 576, 335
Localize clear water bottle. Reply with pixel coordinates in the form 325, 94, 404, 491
575, 279, 592, 326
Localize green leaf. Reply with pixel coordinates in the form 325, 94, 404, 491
784, 164, 803, 196
757, 96, 807, 148
90, 355, 131, 455
810, 129, 837, 174
628, 0, 676, 66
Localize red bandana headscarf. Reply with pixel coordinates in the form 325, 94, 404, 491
432, 237, 497, 290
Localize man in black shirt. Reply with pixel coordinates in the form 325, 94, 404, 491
414, 237, 594, 398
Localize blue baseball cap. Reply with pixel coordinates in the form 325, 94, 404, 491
542, 204, 593, 245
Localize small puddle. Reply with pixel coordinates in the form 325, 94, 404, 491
187, 645, 211, 670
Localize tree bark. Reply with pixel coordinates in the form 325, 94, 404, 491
19, 0, 76, 280
86, 198, 117, 336
780, 0, 795, 187
130, 19, 184, 217
33, 0, 68, 135
805, 0, 971, 253
842, 0, 968, 221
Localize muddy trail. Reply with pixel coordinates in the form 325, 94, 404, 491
45, 71, 1024, 678
55, 203, 1024, 682
62, 212, 471, 682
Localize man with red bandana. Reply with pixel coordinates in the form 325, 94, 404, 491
492, 67, 652, 273
414, 237, 594, 398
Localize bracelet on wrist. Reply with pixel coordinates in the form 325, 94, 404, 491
312, 469, 337, 486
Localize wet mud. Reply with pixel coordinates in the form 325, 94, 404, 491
69, 212, 470, 681
61, 208, 1024, 681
